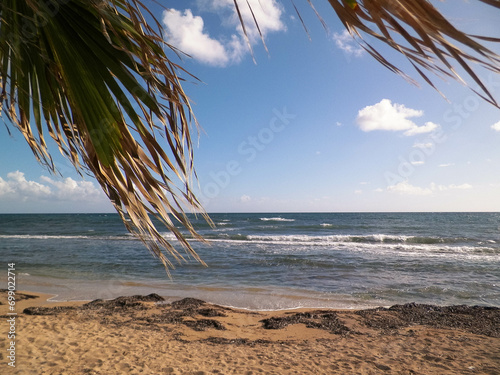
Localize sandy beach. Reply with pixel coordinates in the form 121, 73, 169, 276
1, 290, 499, 374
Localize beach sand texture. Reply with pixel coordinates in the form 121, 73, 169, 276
1, 291, 499, 374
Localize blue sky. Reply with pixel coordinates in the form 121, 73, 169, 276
1, 0, 500, 213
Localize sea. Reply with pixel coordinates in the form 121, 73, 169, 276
1, 212, 499, 310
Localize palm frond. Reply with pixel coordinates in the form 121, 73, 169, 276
238, 0, 500, 105
325, 0, 500, 106
0, 0, 211, 273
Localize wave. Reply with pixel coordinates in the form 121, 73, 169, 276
260, 217, 295, 222
207, 238, 500, 262
0, 234, 131, 241
0, 234, 92, 240
3, 230, 496, 248
205, 233, 500, 254
208, 233, 459, 245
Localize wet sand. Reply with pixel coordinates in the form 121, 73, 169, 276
1, 290, 499, 374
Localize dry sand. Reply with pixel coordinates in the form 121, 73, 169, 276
1, 290, 499, 374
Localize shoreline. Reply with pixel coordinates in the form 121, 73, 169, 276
19, 272, 500, 311
13, 275, 400, 310
1, 290, 499, 374
6, 288, 499, 312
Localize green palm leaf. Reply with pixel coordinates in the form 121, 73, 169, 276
0, 0, 210, 273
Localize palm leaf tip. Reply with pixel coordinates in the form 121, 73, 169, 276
0, 0, 210, 271
325, 0, 500, 106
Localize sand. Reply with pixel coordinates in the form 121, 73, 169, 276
1, 291, 499, 374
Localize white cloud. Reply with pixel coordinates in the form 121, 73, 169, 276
163, 0, 285, 67
387, 181, 433, 195
40, 176, 103, 201
0, 171, 105, 203
356, 99, 439, 136
0, 177, 15, 196
452, 183, 472, 190
3, 171, 52, 199
403, 122, 438, 136
240, 194, 251, 203
332, 30, 365, 57
432, 183, 472, 191
491, 120, 500, 131
387, 181, 472, 195
413, 142, 434, 149
438, 163, 454, 168
163, 9, 230, 66
234, 0, 285, 39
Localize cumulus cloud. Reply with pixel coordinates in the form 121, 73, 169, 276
387, 181, 472, 195
0, 177, 15, 196
163, 0, 285, 67
332, 30, 364, 57
387, 181, 433, 195
0, 171, 104, 202
356, 99, 439, 136
403, 121, 439, 136
240, 194, 251, 203
163, 9, 231, 66
413, 142, 434, 149
0, 171, 51, 200
206, 0, 284, 37
431, 183, 472, 191
491, 120, 500, 131
234, 0, 285, 38
40, 176, 103, 201
453, 183, 472, 190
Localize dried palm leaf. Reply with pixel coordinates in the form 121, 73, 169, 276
0, 0, 211, 273
323, 0, 500, 106
241, 0, 500, 105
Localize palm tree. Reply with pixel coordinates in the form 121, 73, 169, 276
1, 0, 499, 271
0, 0, 207, 273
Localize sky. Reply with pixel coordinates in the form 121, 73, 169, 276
1, 0, 500, 213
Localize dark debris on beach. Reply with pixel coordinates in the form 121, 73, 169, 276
0, 289, 38, 302
20, 295, 500, 339
202, 337, 274, 346
83, 293, 165, 309
356, 302, 500, 338
261, 311, 352, 336
23, 305, 75, 315
23, 295, 230, 332
23, 293, 165, 315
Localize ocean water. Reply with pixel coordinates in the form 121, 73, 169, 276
1, 212, 499, 310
